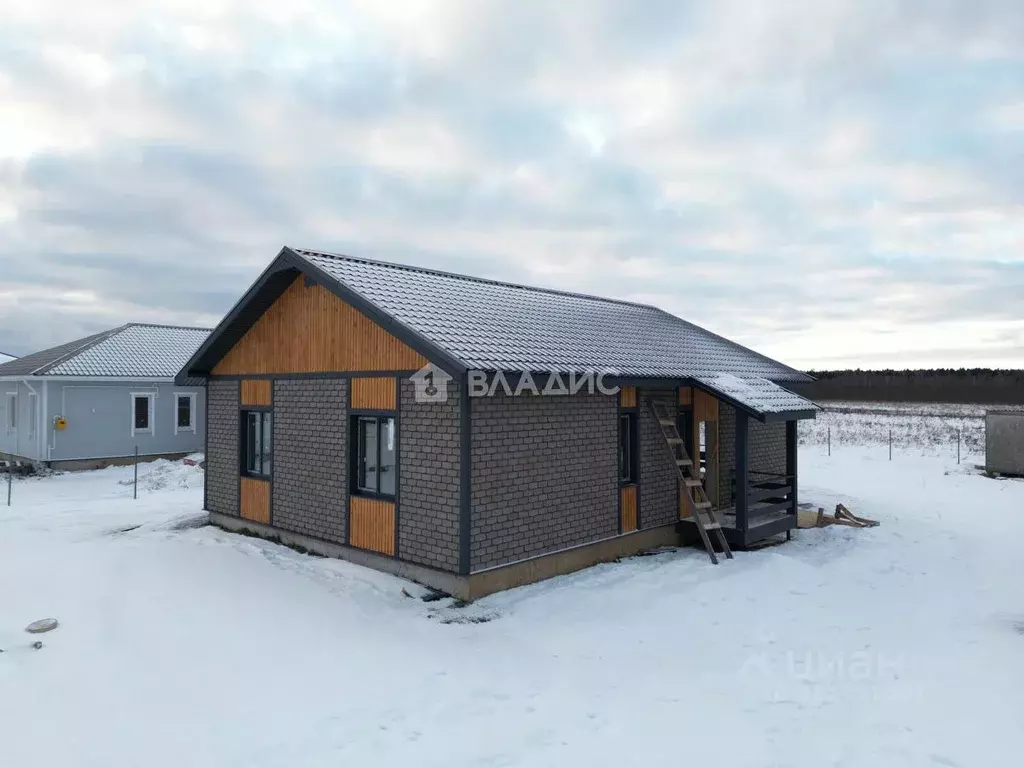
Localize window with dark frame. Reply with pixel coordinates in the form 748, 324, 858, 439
133, 395, 150, 431
353, 415, 396, 498
176, 395, 193, 430
619, 412, 637, 484
242, 410, 272, 478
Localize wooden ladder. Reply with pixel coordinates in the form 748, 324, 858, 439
651, 402, 733, 565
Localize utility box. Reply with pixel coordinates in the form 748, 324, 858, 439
985, 411, 1024, 476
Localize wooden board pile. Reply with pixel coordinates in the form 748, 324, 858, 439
797, 503, 880, 529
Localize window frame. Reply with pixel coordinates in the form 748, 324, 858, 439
129, 392, 155, 437
4, 392, 16, 433
240, 407, 273, 480
174, 392, 197, 434
350, 411, 398, 500
618, 411, 638, 485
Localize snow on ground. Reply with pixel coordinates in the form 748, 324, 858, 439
2, 449, 1023, 768
801, 400, 1024, 458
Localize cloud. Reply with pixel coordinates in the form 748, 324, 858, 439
0, 0, 1021, 369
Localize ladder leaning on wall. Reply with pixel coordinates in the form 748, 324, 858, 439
650, 401, 733, 565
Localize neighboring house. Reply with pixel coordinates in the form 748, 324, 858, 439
1, 324, 210, 469
178, 247, 817, 600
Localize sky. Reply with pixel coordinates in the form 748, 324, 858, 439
0, 1, 1022, 370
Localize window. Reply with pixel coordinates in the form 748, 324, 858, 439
175, 393, 196, 433
619, 413, 637, 484
353, 416, 397, 497
5, 393, 15, 432
242, 410, 272, 478
130, 393, 154, 436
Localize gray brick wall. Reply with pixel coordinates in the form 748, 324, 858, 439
719, 404, 736, 507
638, 389, 678, 528
271, 378, 348, 545
398, 378, 461, 572
206, 379, 239, 516
470, 391, 618, 571
716, 403, 787, 506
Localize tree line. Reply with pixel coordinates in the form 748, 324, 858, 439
788, 369, 1024, 404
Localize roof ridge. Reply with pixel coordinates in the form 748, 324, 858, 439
293, 247, 659, 311
34, 324, 129, 375
123, 322, 214, 332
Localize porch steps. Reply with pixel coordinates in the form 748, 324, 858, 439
651, 402, 733, 565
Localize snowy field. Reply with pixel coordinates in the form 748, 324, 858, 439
801, 399, 1024, 459
2, 448, 1024, 767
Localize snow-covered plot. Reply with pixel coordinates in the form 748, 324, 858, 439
2, 452, 1024, 767
800, 400, 1024, 458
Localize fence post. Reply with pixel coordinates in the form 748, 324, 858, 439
957, 428, 961, 465
133, 445, 139, 500
888, 428, 892, 461
827, 425, 831, 457
6, 461, 11, 507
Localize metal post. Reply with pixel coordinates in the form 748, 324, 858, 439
827, 425, 831, 457
6, 461, 11, 507
889, 428, 892, 460
735, 410, 749, 537
133, 445, 139, 500
957, 428, 961, 465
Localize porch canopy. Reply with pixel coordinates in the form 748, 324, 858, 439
691, 373, 818, 422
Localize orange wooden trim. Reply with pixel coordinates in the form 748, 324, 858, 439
351, 377, 397, 411
213, 275, 429, 375
240, 476, 271, 524
694, 389, 719, 422
349, 496, 396, 556
678, 386, 693, 406
621, 485, 638, 532
619, 386, 637, 408
241, 379, 272, 406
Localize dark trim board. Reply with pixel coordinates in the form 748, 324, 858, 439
459, 374, 472, 576
207, 370, 421, 381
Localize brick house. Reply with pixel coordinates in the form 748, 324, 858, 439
178, 247, 817, 600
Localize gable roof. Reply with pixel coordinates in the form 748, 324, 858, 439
0, 324, 211, 379
181, 246, 816, 419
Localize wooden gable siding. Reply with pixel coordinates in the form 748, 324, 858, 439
351, 377, 397, 410
213, 275, 430, 375
620, 485, 638, 532
694, 389, 719, 423
619, 386, 637, 408
241, 379, 272, 406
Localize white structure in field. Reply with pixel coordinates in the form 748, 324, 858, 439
986, 410, 1024, 477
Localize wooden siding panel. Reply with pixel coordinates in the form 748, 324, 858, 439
619, 386, 637, 408
241, 379, 272, 406
213, 276, 429, 375
240, 477, 271, 524
621, 485, 638, 532
349, 496, 396, 556
694, 389, 719, 423
678, 386, 693, 406
351, 377, 397, 411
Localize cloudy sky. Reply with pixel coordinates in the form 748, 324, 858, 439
1, 1, 1021, 369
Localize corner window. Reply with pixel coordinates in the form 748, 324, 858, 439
242, 410, 272, 478
619, 412, 637, 484
130, 393, 154, 436
353, 415, 396, 497
175, 393, 196, 433
5, 393, 15, 431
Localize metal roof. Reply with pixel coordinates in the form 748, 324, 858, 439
693, 374, 818, 419
294, 248, 811, 383
0, 324, 211, 379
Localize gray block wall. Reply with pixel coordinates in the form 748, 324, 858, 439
750, 419, 787, 476
206, 379, 239, 516
718, 404, 737, 507
398, 378, 461, 572
638, 389, 678, 528
272, 379, 348, 545
470, 391, 618, 571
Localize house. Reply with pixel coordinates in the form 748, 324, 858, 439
178, 247, 817, 600
1, 324, 210, 469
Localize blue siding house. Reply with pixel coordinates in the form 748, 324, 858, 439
0, 324, 210, 469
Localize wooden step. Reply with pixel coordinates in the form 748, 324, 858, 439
667, 437, 683, 445
658, 418, 676, 426
684, 478, 702, 487
703, 522, 722, 530
675, 458, 692, 466
694, 501, 712, 510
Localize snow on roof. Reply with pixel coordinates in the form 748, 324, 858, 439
694, 373, 817, 416
0, 324, 210, 378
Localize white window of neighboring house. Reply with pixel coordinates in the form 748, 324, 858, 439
5, 393, 15, 432
174, 392, 196, 434
27, 393, 37, 440
130, 393, 155, 437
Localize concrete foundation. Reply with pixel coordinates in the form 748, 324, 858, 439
986, 411, 1024, 476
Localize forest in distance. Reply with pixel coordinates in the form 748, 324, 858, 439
789, 369, 1024, 405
